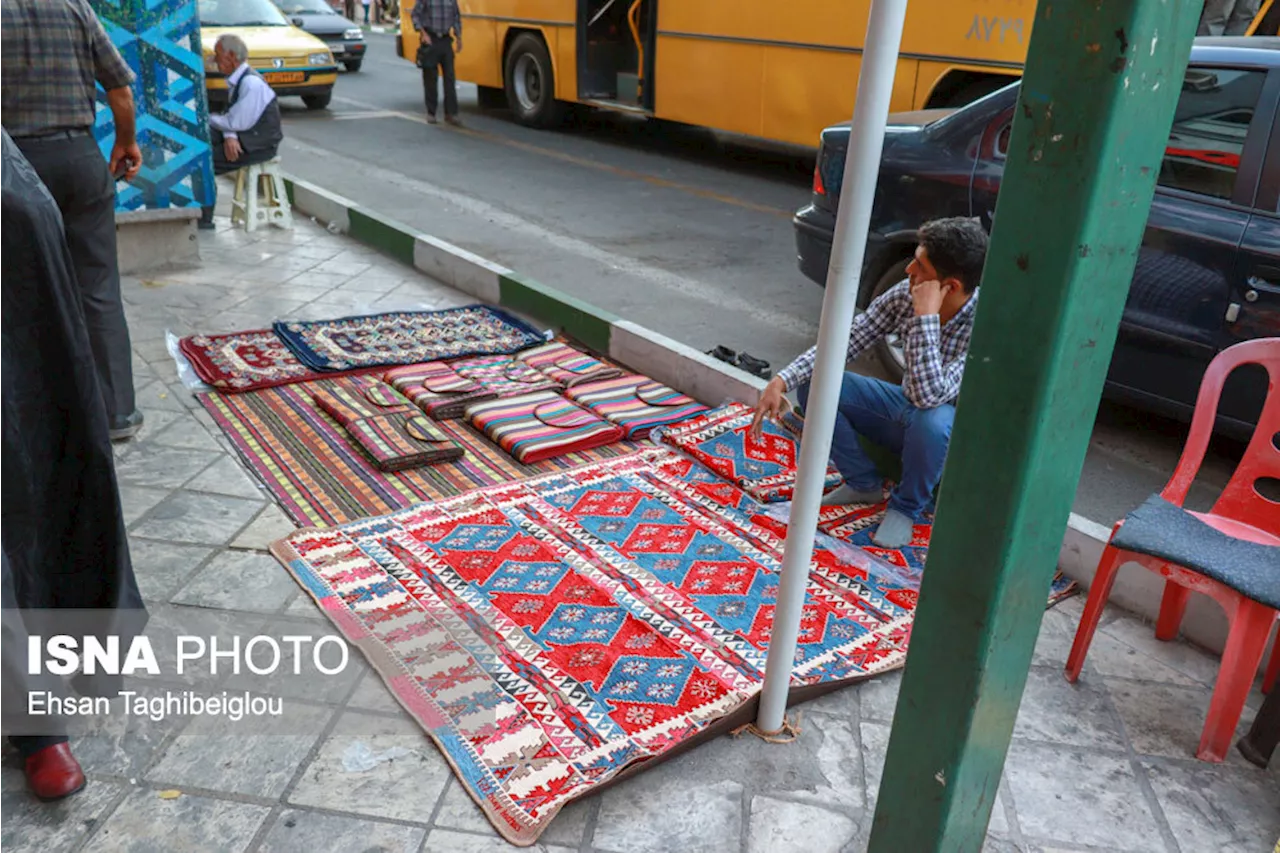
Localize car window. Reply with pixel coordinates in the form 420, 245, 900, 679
198, 0, 290, 26
1158, 67, 1267, 201
275, 0, 334, 13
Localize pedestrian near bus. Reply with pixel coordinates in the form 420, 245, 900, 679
0, 0, 145, 441
1198, 0, 1262, 35
412, 0, 463, 126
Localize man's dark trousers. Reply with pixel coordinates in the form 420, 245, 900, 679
14, 132, 134, 424
200, 128, 279, 225
420, 34, 458, 118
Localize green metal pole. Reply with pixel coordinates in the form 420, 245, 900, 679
867, 2, 1199, 850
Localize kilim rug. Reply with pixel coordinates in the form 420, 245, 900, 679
178, 329, 379, 392
199, 377, 643, 527
274, 306, 546, 371
271, 447, 916, 845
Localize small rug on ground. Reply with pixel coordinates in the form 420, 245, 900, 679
177, 329, 377, 392
271, 448, 914, 845
200, 377, 643, 526
274, 306, 546, 371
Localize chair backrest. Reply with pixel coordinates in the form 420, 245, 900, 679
1160, 338, 1280, 536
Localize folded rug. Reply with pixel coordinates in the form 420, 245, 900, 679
312, 384, 464, 472
385, 354, 560, 420
517, 341, 622, 387
274, 306, 546, 371
178, 329, 374, 392
565, 373, 708, 439
658, 402, 842, 502
465, 390, 625, 463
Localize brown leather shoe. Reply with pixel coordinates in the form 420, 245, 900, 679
24, 743, 86, 801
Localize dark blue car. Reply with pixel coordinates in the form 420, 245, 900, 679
793, 37, 1280, 437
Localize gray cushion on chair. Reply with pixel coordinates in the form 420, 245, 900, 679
1110, 494, 1280, 610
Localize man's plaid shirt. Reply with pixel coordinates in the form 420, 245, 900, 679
777, 280, 979, 409
1, 0, 134, 138
411, 0, 462, 37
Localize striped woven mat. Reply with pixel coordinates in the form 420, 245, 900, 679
200, 377, 644, 527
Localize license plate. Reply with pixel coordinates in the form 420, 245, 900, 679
264, 71, 305, 83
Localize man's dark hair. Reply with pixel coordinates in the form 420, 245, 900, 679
917, 217, 989, 293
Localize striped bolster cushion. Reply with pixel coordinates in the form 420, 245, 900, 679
464, 390, 624, 464
565, 374, 708, 439
517, 341, 622, 387
384, 361, 496, 420
454, 354, 560, 398
313, 386, 463, 472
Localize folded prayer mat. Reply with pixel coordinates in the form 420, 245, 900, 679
564, 373, 708, 439
464, 390, 624, 464
657, 402, 842, 503
312, 385, 463, 472
516, 341, 622, 387
384, 355, 557, 420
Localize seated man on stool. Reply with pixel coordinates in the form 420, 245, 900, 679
199, 34, 283, 229
752, 217, 989, 548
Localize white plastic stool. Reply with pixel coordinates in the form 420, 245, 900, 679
230, 158, 293, 233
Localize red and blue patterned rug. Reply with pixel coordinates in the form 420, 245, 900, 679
272, 447, 915, 844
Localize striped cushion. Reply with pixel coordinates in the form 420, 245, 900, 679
565, 374, 708, 439
384, 362, 495, 420
517, 341, 622, 387
465, 391, 624, 464
313, 385, 463, 472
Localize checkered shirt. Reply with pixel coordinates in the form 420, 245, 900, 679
410, 0, 461, 37
1, 0, 135, 138
777, 280, 980, 409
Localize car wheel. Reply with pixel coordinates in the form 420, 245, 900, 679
303, 93, 332, 110
503, 33, 564, 128
343, 60, 363, 72
870, 258, 910, 382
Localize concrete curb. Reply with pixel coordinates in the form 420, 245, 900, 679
282, 174, 1246, 657
284, 175, 767, 409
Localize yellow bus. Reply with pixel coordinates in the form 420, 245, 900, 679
398, 0, 1280, 148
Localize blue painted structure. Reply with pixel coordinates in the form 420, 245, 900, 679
92, 0, 214, 211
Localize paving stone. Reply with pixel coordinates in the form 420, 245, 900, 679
1084, 633, 1201, 687
346, 670, 409, 715
129, 407, 185, 440
1142, 759, 1280, 852
223, 621, 364, 704
775, 711, 864, 813
134, 379, 188, 413
796, 682, 858, 718
150, 416, 223, 452
171, 549, 297, 612
145, 702, 332, 798
119, 484, 171, 526
856, 671, 902, 723
313, 256, 375, 278
1011, 666, 1128, 751
258, 809, 426, 853
859, 721, 892, 809
420, 829, 576, 852
595, 774, 742, 853
185, 455, 263, 500
287, 711, 449, 822
1030, 607, 1082, 669
132, 602, 267, 687
747, 795, 859, 853
1104, 679, 1254, 767
65, 685, 193, 777
88, 789, 270, 852
1098, 614, 1225, 688
434, 777, 592, 847
226, 295, 309, 319
282, 590, 327, 620
231, 504, 298, 550
277, 243, 345, 262
130, 490, 263, 546
1003, 743, 1165, 852
114, 446, 220, 490
0, 779, 123, 851
127, 539, 212, 603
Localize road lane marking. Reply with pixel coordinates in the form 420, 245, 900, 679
329, 94, 794, 219
282, 135, 820, 339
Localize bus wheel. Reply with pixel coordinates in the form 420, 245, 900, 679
504, 33, 564, 128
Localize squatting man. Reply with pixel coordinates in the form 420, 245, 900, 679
751, 217, 990, 548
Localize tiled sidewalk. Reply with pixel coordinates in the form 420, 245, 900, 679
2, 216, 1276, 853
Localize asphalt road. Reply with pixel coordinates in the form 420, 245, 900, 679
275, 32, 1242, 525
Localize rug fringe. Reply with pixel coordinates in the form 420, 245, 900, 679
731, 711, 803, 744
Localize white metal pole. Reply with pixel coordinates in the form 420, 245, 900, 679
756, 0, 910, 732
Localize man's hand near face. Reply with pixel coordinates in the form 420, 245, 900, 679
910, 279, 948, 317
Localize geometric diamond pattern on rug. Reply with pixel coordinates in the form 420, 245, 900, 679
271, 447, 916, 845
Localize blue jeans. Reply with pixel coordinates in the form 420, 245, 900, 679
799, 373, 955, 519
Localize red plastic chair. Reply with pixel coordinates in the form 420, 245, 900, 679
1064, 337, 1280, 762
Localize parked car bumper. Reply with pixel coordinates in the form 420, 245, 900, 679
326, 39, 366, 62
794, 204, 834, 286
